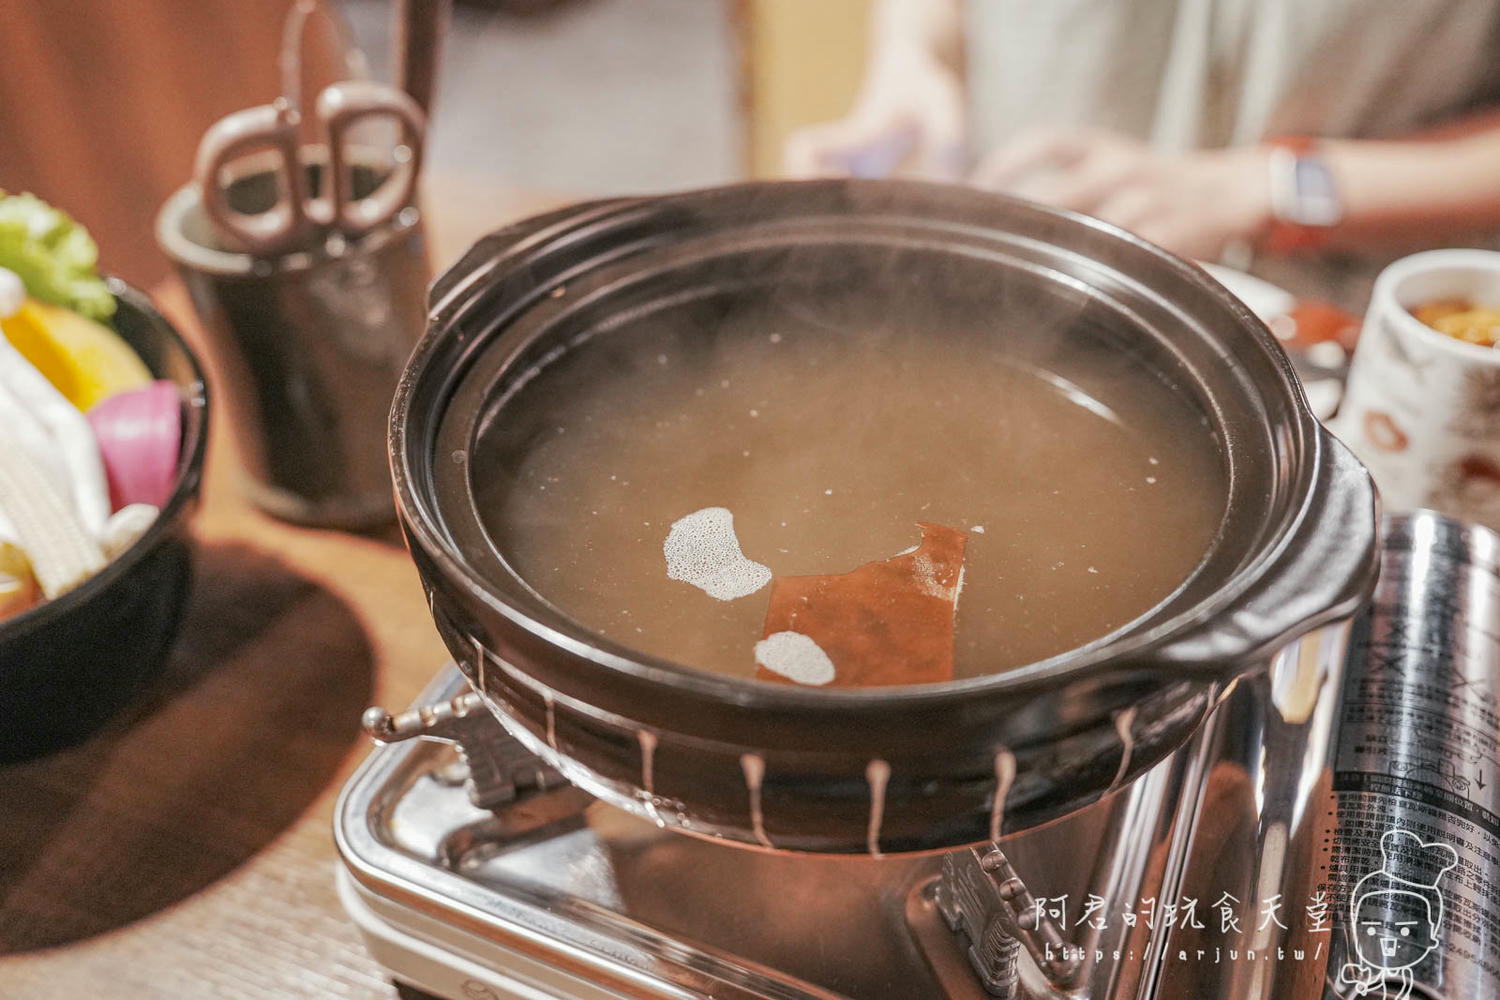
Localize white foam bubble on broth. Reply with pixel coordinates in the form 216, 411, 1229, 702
663, 506, 771, 601
754, 630, 836, 686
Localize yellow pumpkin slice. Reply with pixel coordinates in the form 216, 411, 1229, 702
1, 298, 151, 411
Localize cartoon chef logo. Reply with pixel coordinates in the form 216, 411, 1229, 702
1338, 828, 1458, 999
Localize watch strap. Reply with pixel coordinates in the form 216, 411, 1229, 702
1263, 136, 1338, 253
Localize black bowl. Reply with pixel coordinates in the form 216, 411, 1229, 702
0, 279, 209, 761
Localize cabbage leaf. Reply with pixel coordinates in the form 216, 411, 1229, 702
0, 192, 114, 321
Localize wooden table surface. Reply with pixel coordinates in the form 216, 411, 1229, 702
0, 180, 565, 999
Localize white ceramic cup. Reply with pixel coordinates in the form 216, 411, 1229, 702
1331, 249, 1500, 528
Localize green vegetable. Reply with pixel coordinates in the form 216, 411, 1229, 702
0, 192, 114, 321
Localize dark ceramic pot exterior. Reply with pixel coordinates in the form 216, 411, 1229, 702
391, 181, 1378, 854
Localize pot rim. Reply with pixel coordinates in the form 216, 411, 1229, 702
391, 179, 1375, 710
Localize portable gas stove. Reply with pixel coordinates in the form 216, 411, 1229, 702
336, 511, 1499, 1000
337, 665, 981, 1000
338, 658, 1204, 1000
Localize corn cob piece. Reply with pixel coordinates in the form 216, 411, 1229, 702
0, 424, 105, 598
0, 331, 111, 535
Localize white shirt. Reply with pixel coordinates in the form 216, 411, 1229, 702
965, 0, 1500, 153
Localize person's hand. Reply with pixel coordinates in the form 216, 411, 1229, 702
972, 129, 1275, 260
783, 50, 966, 180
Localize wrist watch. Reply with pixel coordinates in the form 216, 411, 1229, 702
1264, 136, 1343, 252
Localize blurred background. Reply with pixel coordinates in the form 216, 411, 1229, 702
0, 0, 871, 289
4, 0, 1496, 305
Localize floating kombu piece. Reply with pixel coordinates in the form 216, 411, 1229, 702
756, 523, 966, 687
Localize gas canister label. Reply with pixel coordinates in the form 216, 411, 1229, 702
1324, 601, 1500, 998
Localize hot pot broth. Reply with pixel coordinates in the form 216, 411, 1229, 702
472, 280, 1227, 683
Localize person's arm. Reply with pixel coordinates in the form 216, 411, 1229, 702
867, 0, 963, 73
969, 108, 1500, 260
1322, 114, 1500, 247
782, 0, 966, 179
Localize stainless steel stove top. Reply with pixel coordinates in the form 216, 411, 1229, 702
335, 668, 1008, 1000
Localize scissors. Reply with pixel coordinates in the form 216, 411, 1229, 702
193, 0, 426, 257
